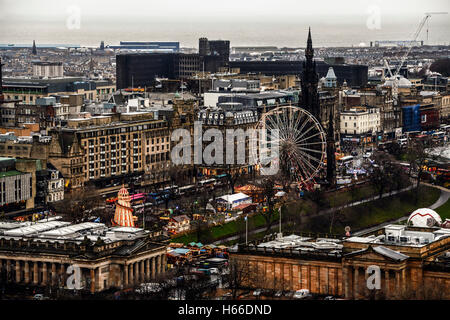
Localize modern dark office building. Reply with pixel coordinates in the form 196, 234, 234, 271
116, 38, 231, 89
116, 53, 200, 89
199, 38, 230, 71
401, 104, 421, 132
229, 60, 368, 87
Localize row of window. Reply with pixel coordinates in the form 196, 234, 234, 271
80, 122, 166, 138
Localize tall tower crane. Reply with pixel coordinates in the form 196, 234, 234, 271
387, 12, 448, 105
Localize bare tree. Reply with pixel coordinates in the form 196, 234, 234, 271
329, 209, 344, 235
227, 258, 254, 299
369, 152, 398, 200
53, 185, 103, 223
405, 140, 429, 203
256, 177, 277, 232
304, 187, 330, 214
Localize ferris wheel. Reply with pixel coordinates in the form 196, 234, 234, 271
257, 105, 326, 184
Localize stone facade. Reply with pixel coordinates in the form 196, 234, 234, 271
230, 228, 450, 299
0, 233, 167, 293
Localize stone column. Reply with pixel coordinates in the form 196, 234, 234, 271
307, 266, 311, 291
354, 266, 359, 299
124, 264, 129, 287
145, 259, 150, 281
151, 257, 155, 279
90, 269, 96, 294
129, 263, 134, 284
15, 261, 21, 283
156, 256, 160, 276
24, 261, 30, 284
60, 264, 66, 287
6, 260, 11, 282
140, 260, 145, 282
343, 265, 349, 299
134, 262, 139, 284
33, 262, 39, 285
416, 268, 423, 299
395, 271, 400, 298
317, 266, 321, 294
334, 268, 339, 296
162, 254, 167, 273
384, 269, 390, 298
42, 262, 47, 286
51, 263, 56, 286
401, 268, 406, 293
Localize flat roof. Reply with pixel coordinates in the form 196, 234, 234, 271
0, 170, 24, 178
40, 222, 105, 237
4, 221, 71, 236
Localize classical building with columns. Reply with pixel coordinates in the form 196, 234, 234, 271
0, 218, 168, 294
230, 223, 450, 299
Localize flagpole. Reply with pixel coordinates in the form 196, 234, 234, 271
245, 214, 248, 245
279, 206, 282, 235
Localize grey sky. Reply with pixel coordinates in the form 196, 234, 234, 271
0, 0, 448, 47
1, 0, 449, 20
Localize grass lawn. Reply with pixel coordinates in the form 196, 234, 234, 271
326, 184, 376, 208
332, 186, 441, 234
172, 186, 441, 245
172, 209, 280, 244
436, 198, 450, 219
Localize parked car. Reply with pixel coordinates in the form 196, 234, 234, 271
221, 292, 233, 299
253, 289, 262, 297
238, 292, 251, 299
293, 289, 310, 299
284, 291, 295, 298
324, 296, 336, 300
262, 289, 274, 297
274, 290, 283, 298
33, 294, 47, 300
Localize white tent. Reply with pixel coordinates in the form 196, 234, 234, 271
217, 193, 252, 209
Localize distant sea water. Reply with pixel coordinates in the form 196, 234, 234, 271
0, 17, 449, 48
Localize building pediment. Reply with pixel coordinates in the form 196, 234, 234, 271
345, 245, 409, 263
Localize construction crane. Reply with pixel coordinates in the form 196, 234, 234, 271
386, 12, 448, 105
425, 12, 448, 45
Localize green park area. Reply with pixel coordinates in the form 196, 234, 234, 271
436, 198, 450, 219
329, 186, 441, 234
172, 185, 442, 245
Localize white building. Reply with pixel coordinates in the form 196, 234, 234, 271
46, 169, 64, 203
32, 62, 64, 78
340, 106, 381, 135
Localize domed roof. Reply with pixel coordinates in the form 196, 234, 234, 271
383, 75, 412, 88
398, 77, 412, 88
118, 185, 129, 197
407, 208, 442, 227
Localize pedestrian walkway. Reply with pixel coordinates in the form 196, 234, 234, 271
353, 185, 450, 236
214, 185, 415, 245
429, 189, 450, 210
